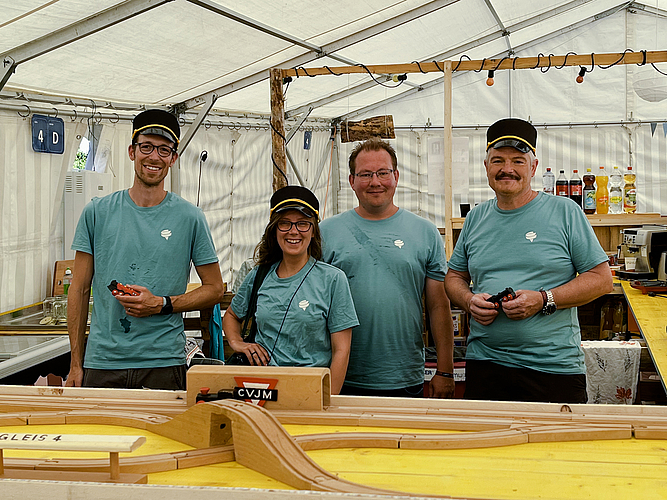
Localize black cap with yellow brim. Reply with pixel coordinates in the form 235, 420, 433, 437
270, 185, 320, 220
486, 118, 537, 154
132, 109, 180, 146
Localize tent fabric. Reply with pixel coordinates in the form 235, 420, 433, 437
2, 1, 667, 312
0, 112, 86, 312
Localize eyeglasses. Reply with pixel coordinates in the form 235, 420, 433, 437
277, 220, 313, 232
135, 142, 176, 158
354, 169, 395, 182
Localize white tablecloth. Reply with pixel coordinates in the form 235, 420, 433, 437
582, 340, 641, 404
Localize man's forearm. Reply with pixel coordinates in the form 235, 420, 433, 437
67, 284, 90, 369
170, 262, 224, 313
171, 283, 223, 313
425, 279, 454, 372
551, 262, 614, 309
444, 272, 473, 313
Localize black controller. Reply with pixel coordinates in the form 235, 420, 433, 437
486, 287, 516, 309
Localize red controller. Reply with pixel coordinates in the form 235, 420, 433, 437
107, 280, 140, 296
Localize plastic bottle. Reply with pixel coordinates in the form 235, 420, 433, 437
555, 170, 569, 197
542, 167, 555, 195
609, 166, 623, 214
569, 169, 583, 208
595, 166, 609, 215
63, 267, 73, 295
583, 168, 596, 214
623, 166, 637, 213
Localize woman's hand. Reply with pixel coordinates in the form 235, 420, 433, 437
223, 306, 270, 365
230, 340, 270, 366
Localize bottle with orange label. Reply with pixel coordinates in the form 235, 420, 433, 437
595, 166, 609, 215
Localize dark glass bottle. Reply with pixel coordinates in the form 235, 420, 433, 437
569, 169, 583, 208
583, 168, 596, 214
556, 170, 569, 197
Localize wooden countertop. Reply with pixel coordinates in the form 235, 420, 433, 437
622, 281, 667, 391
442, 212, 666, 232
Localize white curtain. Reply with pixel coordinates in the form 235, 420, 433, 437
331, 125, 666, 234
0, 111, 86, 313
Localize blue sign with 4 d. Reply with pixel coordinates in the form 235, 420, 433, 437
31, 114, 65, 154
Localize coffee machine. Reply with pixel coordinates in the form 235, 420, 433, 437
617, 225, 667, 280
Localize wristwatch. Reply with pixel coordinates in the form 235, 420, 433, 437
159, 295, 173, 315
540, 288, 556, 315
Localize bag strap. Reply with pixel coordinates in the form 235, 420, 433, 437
240, 263, 271, 342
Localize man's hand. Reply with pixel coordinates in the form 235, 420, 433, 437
429, 374, 455, 398
500, 289, 543, 320
115, 285, 162, 317
468, 293, 500, 325
65, 365, 84, 387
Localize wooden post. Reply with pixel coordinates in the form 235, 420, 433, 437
443, 60, 454, 257
109, 451, 120, 480
270, 68, 288, 191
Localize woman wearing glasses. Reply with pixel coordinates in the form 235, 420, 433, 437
222, 186, 358, 394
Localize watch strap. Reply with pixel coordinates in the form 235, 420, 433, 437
540, 288, 556, 315
159, 295, 173, 315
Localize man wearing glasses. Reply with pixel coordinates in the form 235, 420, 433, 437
445, 118, 612, 403
320, 138, 455, 398
66, 109, 224, 390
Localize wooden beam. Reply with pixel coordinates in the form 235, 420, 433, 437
282, 50, 667, 77
443, 60, 454, 257
270, 68, 288, 191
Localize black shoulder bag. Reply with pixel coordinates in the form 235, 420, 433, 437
226, 263, 271, 365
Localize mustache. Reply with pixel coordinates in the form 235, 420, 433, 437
496, 173, 520, 180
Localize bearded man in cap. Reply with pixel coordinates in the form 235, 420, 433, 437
66, 109, 224, 390
445, 118, 613, 403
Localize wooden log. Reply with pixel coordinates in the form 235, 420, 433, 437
270, 67, 287, 191
339, 115, 395, 143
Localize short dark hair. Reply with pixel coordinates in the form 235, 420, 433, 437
348, 138, 398, 176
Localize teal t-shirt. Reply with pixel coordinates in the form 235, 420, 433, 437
320, 208, 447, 390
230, 257, 359, 368
72, 190, 218, 369
447, 191, 608, 374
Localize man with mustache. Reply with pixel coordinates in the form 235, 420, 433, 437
445, 118, 613, 403
320, 138, 455, 398
65, 109, 224, 390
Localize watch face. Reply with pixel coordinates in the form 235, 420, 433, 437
544, 303, 556, 315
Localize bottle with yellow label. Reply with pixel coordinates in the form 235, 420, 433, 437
595, 166, 609, 215
623, 166, 636, 213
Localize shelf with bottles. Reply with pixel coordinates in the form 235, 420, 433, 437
446, 213, 664, 232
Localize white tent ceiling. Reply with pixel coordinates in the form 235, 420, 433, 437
3, 0, 667, 124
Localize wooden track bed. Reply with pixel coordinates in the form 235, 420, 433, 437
2, 388, 667, 498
